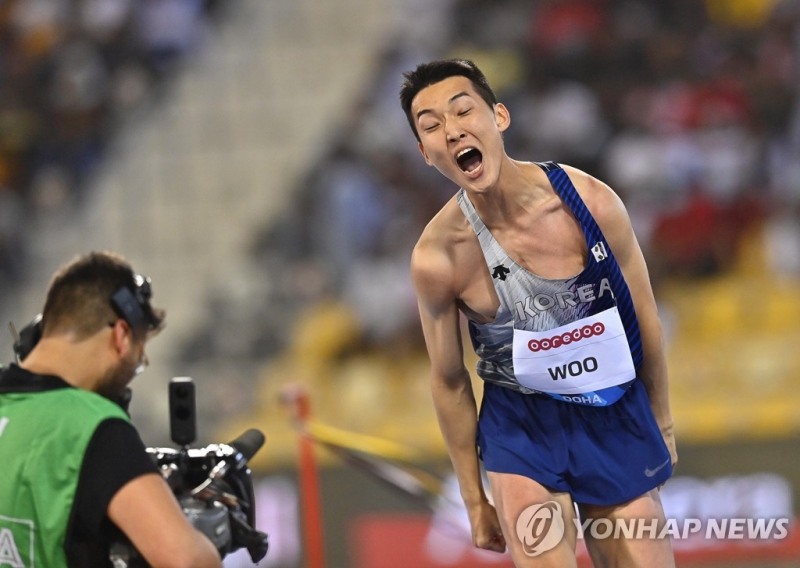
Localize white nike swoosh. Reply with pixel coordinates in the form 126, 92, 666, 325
644, 458, 670, 477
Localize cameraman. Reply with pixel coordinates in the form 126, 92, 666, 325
0, 251, 221, 567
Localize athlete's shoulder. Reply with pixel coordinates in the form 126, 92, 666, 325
560, 164, 629, 226
414, 194, 472, 253
411, 194, 475, 297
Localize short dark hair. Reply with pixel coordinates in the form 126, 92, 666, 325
41, 251, 166, 340
399, 59, 498, 142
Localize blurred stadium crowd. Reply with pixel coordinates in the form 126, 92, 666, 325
0, 0, 226, 286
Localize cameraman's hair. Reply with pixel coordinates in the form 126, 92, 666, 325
399, 59, 498, 142
41, 251, 165, 340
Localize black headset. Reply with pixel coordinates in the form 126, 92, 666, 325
11, 274, 158, 363
111, 274, 158, 333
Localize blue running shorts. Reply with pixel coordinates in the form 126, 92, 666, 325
477, 379, 672, 506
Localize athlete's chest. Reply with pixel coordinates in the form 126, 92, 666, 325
491, 218, 587, 279
455, 208, 589, 324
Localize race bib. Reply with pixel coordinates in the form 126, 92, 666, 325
512, 306, 635, 403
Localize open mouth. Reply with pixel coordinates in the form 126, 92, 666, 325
456, 147, 483, 174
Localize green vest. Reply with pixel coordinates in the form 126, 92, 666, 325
0, 382, 129, 568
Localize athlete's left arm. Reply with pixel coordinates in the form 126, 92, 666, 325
566, 166, 677, 467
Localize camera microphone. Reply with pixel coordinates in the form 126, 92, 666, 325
229, 429, 265, 463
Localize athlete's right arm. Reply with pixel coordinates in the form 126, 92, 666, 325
411, 240, 505, 553
108, 473, 222, 568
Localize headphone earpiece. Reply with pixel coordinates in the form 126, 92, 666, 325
111, 287, 148, 331
110, 274, 157, 332
12, 314, 43, 363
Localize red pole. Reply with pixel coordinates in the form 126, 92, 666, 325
283, 385, 326, 568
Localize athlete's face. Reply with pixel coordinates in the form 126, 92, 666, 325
411, 76, 510, 192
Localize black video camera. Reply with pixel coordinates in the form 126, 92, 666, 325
111, 377, 269, 566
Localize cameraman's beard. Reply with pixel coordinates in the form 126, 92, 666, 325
96, 356, 138, 402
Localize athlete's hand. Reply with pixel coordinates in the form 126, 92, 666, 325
467, 499, 506, 553
660, 422, 678, 469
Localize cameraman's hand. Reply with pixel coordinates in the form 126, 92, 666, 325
109, 473, 223, 568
